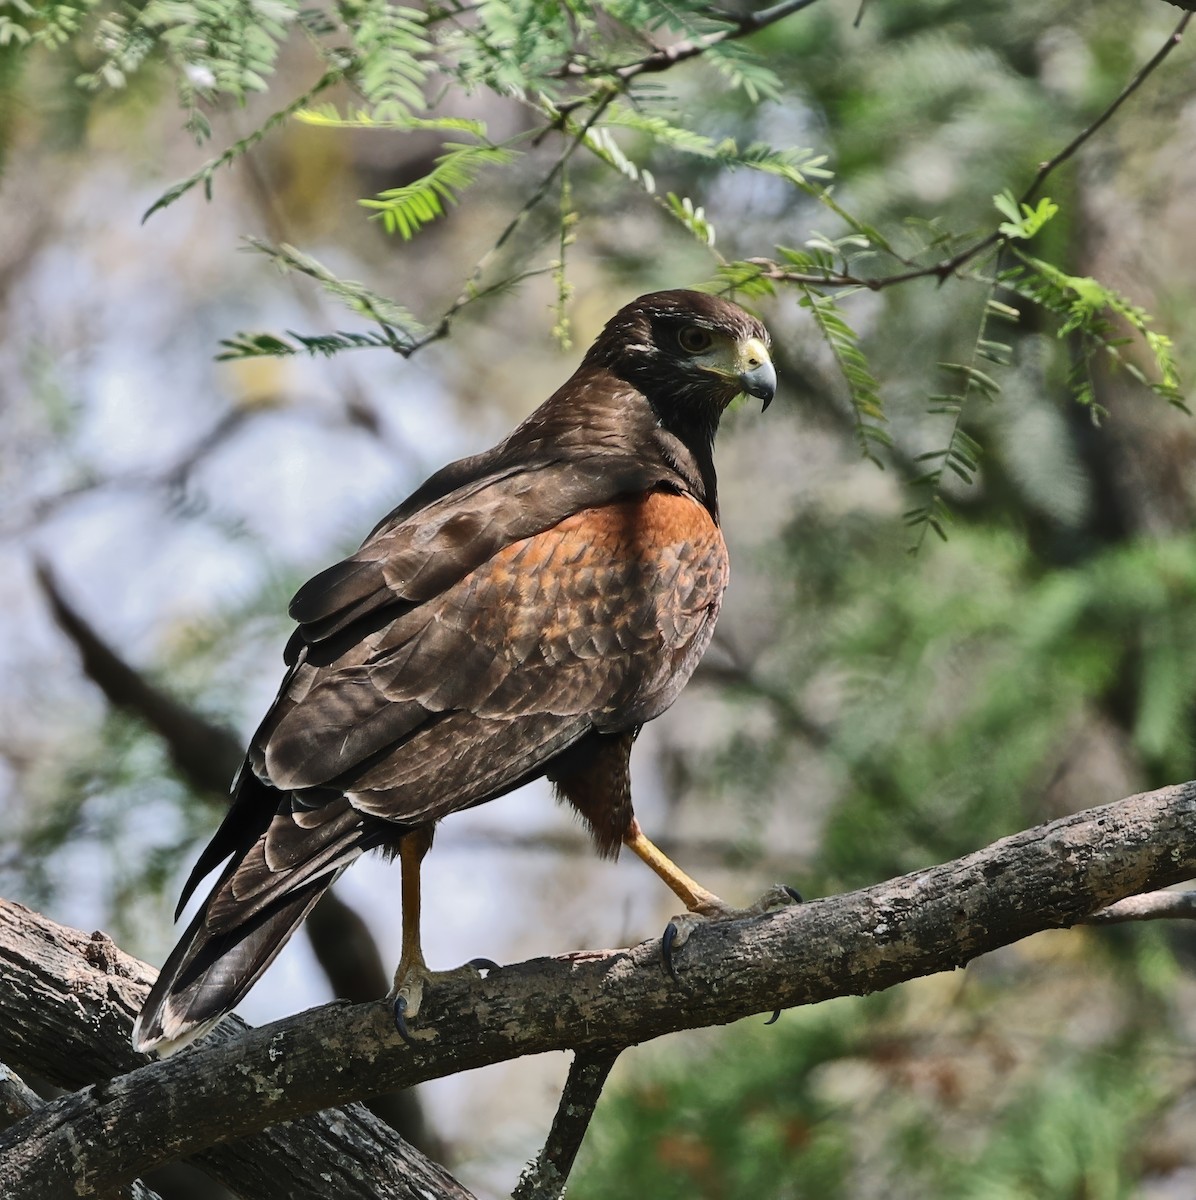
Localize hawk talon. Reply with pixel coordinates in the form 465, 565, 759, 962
661, 912, 705, 981
466, 957, 501, 974
662, 920, 681, 981
783, 885, 803, 905
393, 994, 415, 1044
764, 1009, 782, 1026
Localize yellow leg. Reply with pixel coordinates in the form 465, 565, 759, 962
623, 817, 728, 916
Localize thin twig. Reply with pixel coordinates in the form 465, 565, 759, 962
406, 94, 618, 357
1082, 890, 1196, 925
557, 0, 825, 84
1021, 12, 1193, 205
547, 0, 827, 122
610, 0, 826, 83
511, 1046, 623, 1200
754, 12, 1193, 293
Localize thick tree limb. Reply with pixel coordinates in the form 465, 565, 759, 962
2, 781, 1193, 1198
0, 900, 475, 1200
0, 1061, 163, 1200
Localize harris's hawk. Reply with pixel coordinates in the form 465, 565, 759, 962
133, 289, 777, 1055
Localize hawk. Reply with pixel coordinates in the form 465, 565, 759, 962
133, 289, 777, 1055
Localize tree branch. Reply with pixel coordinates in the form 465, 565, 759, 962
2, 781, 1194, 1198
0, 1062, 42, 1133
35, 560, 242, 789
0, 900, 475, 1200
1083, 889, 1196, 924
749, 12, 1192, 293
511, 1045, 622, 1200
0, 1061, 164, 1200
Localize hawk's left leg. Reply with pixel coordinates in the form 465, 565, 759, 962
389, 824, 435, 1033
624, 817, 800, 977
388, 825, 500, 1041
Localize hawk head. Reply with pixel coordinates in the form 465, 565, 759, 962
583, 290, 776, 424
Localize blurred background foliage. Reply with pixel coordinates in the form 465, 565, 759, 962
3, 0, 1196, 1196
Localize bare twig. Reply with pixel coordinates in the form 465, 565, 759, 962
1021, 12, 1193, 206
751, 12, 1192, 293
2, 781, 1194, 1198
1083, 889, 1196, 924
512, 1046, 623, 1200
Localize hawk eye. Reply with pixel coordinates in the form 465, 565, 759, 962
678, 325, 713, 354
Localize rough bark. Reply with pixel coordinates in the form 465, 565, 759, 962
0, 901, 474, 1200
512, 1046, 622, 1200
0, 1061, 163, 1200
2, 781, 1193, 1199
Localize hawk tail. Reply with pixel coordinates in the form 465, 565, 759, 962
132, 869, 339, 1057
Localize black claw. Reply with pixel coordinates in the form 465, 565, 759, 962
466, 957, 501, 973
764, 1008, 782, 1026
393, 994, 415, 1044
661, 921, 680, 982
783, 886, 803, 904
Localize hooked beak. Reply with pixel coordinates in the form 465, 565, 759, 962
737, 337, 776, 410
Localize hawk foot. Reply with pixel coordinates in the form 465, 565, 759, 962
389, 958, 502, 1044
661, 884, 802, 989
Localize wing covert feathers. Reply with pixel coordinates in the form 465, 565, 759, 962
138, 478, 728, 1054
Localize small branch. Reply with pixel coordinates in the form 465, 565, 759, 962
35, 561, 243, 790
405, 93, 618, 359
3, 781, 1195, 1197
609, 0, 826, 85
512, 1046, 622, 1200
555, 0, 826, 96
0, 1063, 41, 1133
1020, 12, 1193, 206
1082, 890, 1196, 924
752, 13, 1192, 294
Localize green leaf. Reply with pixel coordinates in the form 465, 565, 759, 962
994, 190, 1059, 240
217, 329, 399, 360
360, 142, 519, 239
295, 105, 487, 136
243, 238, 425, 344
798, 286, 889, 464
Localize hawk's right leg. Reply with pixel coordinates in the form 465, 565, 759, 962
550, 729, 799, 981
